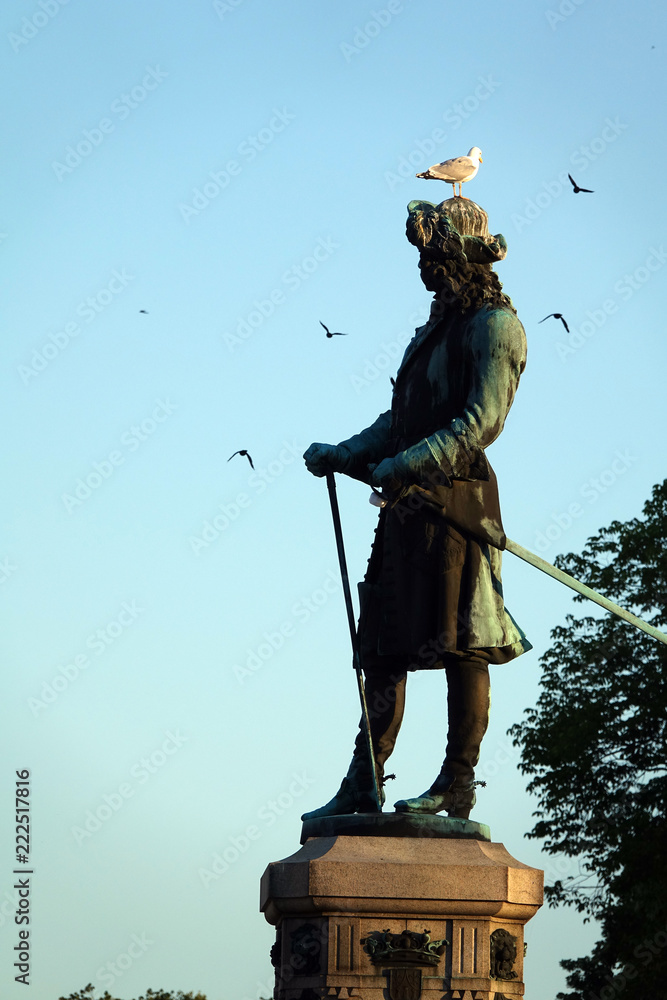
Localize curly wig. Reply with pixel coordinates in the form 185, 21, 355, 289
419, 257, 516, 315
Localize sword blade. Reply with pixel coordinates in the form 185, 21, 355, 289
506, 537, 667, 647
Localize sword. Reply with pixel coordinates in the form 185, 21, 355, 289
369, 488, 667, 647
505, 537, 667, 647
326, 472, 383, 812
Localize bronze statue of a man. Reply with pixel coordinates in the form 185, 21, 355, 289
303, 198, 531, 820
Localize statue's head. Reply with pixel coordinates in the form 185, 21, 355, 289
406, 198, 513, 311
406, 198, 507, 267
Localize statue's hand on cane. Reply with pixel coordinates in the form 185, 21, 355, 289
304, 442, 351, 478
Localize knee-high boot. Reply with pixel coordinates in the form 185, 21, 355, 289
301, 667, 407, 820
395, 656, 490, 819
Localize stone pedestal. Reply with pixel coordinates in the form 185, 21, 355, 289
260, 823, 543, 1000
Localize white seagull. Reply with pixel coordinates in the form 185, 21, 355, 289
416, 146, 483, 198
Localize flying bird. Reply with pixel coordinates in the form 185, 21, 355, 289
139, 309, 149, 314
228, 450, 255, 470
320, 321, 348, 338
540, 313, 570, 332
416, 147, 483, 198
568, 174, 594, 194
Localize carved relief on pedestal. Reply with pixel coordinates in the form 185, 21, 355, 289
361, 928, 448, 967
489, 929, 518, 982
360, 928, 449, 1000
290, 922, 324, 976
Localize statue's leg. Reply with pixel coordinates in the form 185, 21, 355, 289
302, 527, 410, 821
442, 654, 491, 786
301, 662, 407, 820
358, 661, 408, 777
394, 653, 490, 818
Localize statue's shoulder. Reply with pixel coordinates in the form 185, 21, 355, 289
467, 305, 527, 358
469, 304, 524, 333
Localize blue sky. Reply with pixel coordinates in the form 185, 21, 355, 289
2, 1, 666, 998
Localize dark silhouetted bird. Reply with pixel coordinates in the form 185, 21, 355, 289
139, 309, 149, 314
228, 450, 255, 470
320, 321, 348, 338
568, 174, 594, 194
540, 313, 570, 332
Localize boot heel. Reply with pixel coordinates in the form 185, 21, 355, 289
446, 789, 476, 820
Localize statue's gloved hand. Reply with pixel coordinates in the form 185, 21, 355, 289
369, 457, 405, 495
303, 442, 351, 478
372, 441, 452, 493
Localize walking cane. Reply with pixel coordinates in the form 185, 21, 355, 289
325, 471, 383, 812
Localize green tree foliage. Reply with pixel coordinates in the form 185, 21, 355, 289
510, 480, 667, 999
59, 985, 208, 1000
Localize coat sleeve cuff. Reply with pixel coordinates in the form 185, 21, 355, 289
397, 421, 490, 486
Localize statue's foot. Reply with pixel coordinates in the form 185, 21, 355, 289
301, 777, 384, 821
394, 777, 476, 819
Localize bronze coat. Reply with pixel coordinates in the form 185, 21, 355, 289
341, 303, 531, 667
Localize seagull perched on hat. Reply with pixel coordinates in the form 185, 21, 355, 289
416, 147, 483, 198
